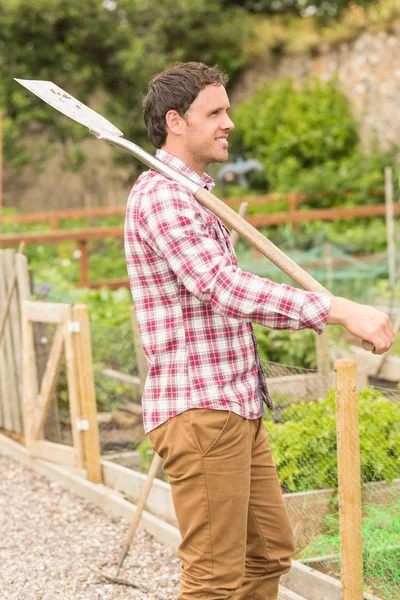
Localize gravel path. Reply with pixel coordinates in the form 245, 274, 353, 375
0, 452, 180, 600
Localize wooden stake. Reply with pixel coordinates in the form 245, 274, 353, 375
64, 305, 85, 469
72, 305, 102, 483
4, 249, 23, 433
385, 167, 396, 292
335, 359, 363, 600
22, 304, 37, 447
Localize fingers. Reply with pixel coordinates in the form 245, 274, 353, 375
368, 327, 394, 355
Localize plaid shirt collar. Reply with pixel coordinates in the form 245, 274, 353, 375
156, 149, 215, 192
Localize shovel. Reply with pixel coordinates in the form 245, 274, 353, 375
14, 79, 374, 351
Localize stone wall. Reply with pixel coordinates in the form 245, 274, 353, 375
231, 24, 400, 151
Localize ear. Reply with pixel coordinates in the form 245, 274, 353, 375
165, 110, 185, 136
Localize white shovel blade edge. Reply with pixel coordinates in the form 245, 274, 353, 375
14, 79, 124, 138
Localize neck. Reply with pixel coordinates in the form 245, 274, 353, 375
161, 143, 206, 177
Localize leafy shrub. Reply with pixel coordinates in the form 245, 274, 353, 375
265, 387, 400, 492
254, 325, 317, 369
232, 77, 359, 190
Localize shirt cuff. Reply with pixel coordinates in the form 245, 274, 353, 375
299, 292, 331, 334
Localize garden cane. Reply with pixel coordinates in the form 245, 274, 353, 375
14, 80, 375, 350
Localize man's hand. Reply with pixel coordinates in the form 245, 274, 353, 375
327, 297, 395, 355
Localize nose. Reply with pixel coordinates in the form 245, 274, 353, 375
222, 113, 235, 131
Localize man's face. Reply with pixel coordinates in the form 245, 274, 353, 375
181, 84, 234, 173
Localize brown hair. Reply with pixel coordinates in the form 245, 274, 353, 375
143, 62, 229, 149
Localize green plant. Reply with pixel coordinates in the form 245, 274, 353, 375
137, 437, 155, 474
1, 0, 252, 175
265, 387, 400, 492
232, 78, 359, 191
254, 325, 317, 369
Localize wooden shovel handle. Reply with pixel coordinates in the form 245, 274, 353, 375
195, 188, 374, 353
116, 452, 163, 575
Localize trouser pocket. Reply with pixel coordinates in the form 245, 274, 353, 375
186, 409, 231, 457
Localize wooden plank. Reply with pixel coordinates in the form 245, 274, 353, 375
0, 252, 8, 428
63, 305, 84, 469
245, 203, 399, 227
335, 359, 363, 600
0, 226, 124, 247
15, 254, 31, 306
4, 249, 23, 433
78, 277, 130, 290
30, 439, 77, 468
6, 252, 23, 420
24, 300, 69, 324
0, 242, 24, 344
72, 305, 102, 483
16, 254, 33, 437
102, 368, 141, 387
34, 323, 64, 440
22, 311, 37, 448
3, 205, 127, 225
0, 250, 18, 432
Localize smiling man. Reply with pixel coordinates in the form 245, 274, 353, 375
124, 62, 393, 600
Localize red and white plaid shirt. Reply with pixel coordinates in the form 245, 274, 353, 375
125, 150, 331, 433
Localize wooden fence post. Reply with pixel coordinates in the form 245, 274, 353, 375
385, 167, 396, 293
335, 358, 363, 600
72, 305, 102, 484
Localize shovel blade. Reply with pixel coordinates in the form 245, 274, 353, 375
14, 79, 123, 138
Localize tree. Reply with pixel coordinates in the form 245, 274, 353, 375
0, 0, 252, 174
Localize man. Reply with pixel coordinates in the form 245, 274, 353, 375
124, 62, 394, 600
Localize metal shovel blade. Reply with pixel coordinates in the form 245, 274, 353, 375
14, 79, 123, 138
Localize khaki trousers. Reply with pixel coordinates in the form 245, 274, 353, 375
148, 409, 294, 600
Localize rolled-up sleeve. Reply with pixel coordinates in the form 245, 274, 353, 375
137, 182, 331, 333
